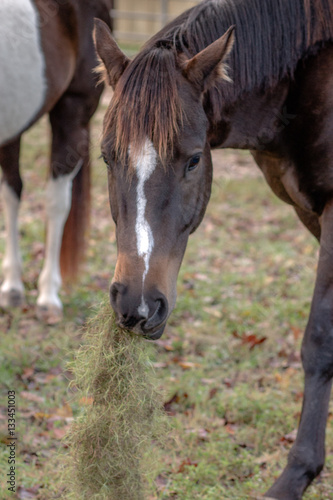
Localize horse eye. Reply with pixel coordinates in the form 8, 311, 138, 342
100, 152, 109, 166
187, 154, 201, 171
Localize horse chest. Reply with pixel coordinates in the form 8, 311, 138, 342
251, 151, 313, 212
0, 0, 46, 146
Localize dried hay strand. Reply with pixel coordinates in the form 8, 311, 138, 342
62, 302, 168, 499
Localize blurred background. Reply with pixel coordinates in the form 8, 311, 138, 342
112, 0, 201, 47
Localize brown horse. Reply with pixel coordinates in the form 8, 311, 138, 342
0, 0, 113, 321
94, 0, 333, 498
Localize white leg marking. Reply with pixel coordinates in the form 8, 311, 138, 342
0, 0, 46, 145
37, 171, 78, 310
0, 182, 24, 298
131, 140, 157, 318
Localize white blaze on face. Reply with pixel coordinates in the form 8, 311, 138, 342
131, 140, 157, 318
0, 0, 46, 146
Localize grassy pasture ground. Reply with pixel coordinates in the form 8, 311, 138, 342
0, 89, 333, 499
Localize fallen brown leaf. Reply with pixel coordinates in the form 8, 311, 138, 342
17, 486, 40, 499
21, 367, 35, 380
79, 397, 94, 406
177, 360, 201, 370
176, 458, 198, 473
33, 412, 51, 420
20, 391, 44, 404
232, 331, 267, 350
280, 428, 297, 444
53, 426, 70, 439
208, 387, 219, 399
225, 424, 237, 435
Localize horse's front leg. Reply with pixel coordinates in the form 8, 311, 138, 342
36, 95, 88, 322
266, 200, 333, 499
0, 138, 25, 308
36, 168, 79, 322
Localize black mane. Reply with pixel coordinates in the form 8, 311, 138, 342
106, 0, 333, 162
156, 0, 333, 100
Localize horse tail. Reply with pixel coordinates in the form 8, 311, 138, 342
60, 149, 91, 282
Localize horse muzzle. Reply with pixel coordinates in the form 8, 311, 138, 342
109, 282, 168, 340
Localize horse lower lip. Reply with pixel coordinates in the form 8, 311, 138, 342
116, 317, 165, 339
143, 324, 165, 340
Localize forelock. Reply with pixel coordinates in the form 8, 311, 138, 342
103, 45, 185, 166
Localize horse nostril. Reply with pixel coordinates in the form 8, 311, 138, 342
145, 294, 168, 331
156, 297, 168, 321
110, 282, 127, 313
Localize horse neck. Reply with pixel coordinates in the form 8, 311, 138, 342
205, 79, 291, 153
168, 0, 333, 153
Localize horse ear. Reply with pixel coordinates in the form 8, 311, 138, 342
182, 26, 235, 91
93, 19, 130, 89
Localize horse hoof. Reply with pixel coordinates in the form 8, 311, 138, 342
36, 304, 63, 324
264, 486, 300, 500
0, 289, 25, 308
255, 496, 277, 500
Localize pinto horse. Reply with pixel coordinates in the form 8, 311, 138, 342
0, 0, 113, 321
94, 0, 333, 498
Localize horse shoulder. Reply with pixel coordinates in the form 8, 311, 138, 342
279, 45, 333, 212
251, 150, 314, 213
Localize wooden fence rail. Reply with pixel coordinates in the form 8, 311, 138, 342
112, 0, 200, 44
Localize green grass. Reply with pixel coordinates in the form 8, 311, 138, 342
62, 304, 168, 500
0, 93, 332, 499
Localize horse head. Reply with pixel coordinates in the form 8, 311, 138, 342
94, 19, 234, 339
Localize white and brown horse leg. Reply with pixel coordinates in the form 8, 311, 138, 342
266, 200, 333, 499
36, 169, 79, 321
0, 138, 25, 308
36, 93, 90, 321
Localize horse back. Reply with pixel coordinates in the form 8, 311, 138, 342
0, 0, 112, 146
36, 0, 112, 116
0, 0, 48, 146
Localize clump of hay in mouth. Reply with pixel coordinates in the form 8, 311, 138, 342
62, 302, 168, 500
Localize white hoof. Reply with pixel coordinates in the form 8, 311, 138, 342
36, 304, 63, 324
0, 288, 25, 308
